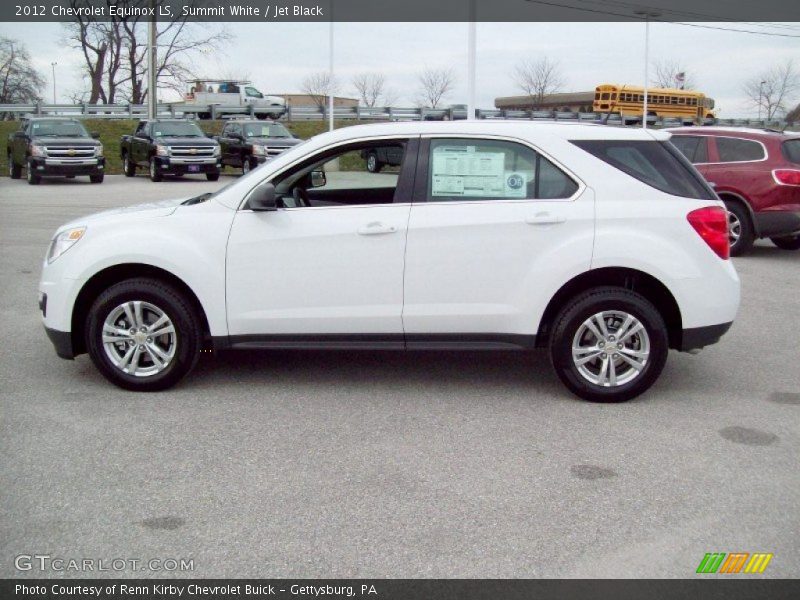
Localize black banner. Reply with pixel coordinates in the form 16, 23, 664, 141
1, 0, 799, 23
3, 579, 800, 600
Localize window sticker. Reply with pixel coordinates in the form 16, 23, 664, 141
431, 145, 514, 198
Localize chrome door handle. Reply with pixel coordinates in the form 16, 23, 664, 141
358, 222, 398, 235
525, 214, 566, 225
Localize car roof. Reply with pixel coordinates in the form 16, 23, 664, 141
317, 120, 671, 143
666, 126, 797, 140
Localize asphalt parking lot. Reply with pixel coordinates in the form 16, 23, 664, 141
1, 174, 798, 578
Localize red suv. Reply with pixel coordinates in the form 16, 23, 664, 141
668, 127, 800, 255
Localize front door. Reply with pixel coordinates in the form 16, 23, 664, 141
225, 137, 418, 342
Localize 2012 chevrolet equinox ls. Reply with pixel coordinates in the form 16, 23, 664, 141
39, 122, 740, 402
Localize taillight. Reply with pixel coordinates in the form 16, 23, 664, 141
687, 206, 730, 260
772, 169, 800, 186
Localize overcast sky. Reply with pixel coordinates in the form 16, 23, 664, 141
2, 21, 798, 117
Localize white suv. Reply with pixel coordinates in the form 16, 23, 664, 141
39, 122, 740, 402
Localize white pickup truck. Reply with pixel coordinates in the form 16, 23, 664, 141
178, 80, 287, 120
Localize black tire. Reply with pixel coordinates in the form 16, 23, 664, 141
90, 173, 104, 184
149, 157, 163, 182
268, 113, 282, 120
550, 287, 669, 403
256, 113, 268, 120
85, 278, 202, 391
365, 151, 382, 173
723, 200, 754, 256
241, 156, 252, 175
206, 171, 220, 181
8, 153, 21, 179
123, 152, 136, 177
770, 234, 800, 250
26, 160, 41, 185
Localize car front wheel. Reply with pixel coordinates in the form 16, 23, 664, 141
550, 287, 668, 402
149, 157, 163, 182
770, 235, 800, 250
86, 278, 202, 391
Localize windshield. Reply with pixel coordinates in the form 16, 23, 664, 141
30, 120, 89, 137
243, 123, 292, 138
152, 122, 205, 137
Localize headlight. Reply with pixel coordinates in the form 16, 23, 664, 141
29, 144, 47, 157
252, 145, 266, 156
94, 145, 104, 157
155, 144, 170, 157
212, 145, 221, 157
47, 227, 86, 264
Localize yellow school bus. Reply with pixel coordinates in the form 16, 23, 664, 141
593, 83, 715, 121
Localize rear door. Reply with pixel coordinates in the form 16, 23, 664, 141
402, 136, 594, 345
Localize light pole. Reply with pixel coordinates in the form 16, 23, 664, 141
758, 80, 766, 121
147, 0, 157, 119
328, 19, 334, 132
635, 10, 661, 129
466, 0, 476, 120
50, 62, 57, 104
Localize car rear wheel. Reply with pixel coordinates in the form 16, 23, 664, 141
8, 153, 21, 179
770, 234, 800, 250
86, 278, 202, 391
149, 157, 163, 182
724, 201, 754, 256
550, 287, 668, 403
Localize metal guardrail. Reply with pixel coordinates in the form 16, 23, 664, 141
0, 102, 789, 129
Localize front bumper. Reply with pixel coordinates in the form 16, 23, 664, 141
154, 156, 221, 175
754, 209, 800, 238
45, 326, 75, 360
30, 156, 105, 176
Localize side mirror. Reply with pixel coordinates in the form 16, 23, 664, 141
91, 132, 100, 139
13, 131, 26, 139
247, 182, 277, 211
310, 169, 326, 188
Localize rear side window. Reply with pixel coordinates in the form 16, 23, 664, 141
670, 135, 708, 164
782, 139, 800, 164
426, 138, 578, 202
572, 140, 715, 200
715, 137, 765, 162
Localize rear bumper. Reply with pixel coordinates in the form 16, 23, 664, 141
30, 157, 104, 176
680, 322, 733, 352
754, 209, 800, 238
45, 326, 75, 360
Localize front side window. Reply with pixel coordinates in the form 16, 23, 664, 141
715, 137, 766, 162
268, 140, 411, 208
670, 135, 708, 164
572, 139, 715, 200
426, 138, 577, 202
245, 86, 263, 98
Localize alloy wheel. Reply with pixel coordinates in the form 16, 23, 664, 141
102, 300, 177, 377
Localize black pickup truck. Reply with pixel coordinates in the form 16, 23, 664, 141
120, 119, 221, 182
216, 120, 302, 175
7, 117, 105, 185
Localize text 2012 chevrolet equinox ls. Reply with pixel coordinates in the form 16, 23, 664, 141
39, 122, 740, 402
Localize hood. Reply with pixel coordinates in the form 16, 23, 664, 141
30, 136, 100, 147
56, 197, 190, 234
154, 136, 218, 146
248, 137, 302, 147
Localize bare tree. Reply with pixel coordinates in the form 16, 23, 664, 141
0, 37, 45, 116
513, 57, 564, 108
651, 59, 696, 90
351, 72, 396, 107
786, 102, 800, 126
743, 60, 800, 120
63, 0, 229, 104
300, 71, 339, 110
416, 67, 456, 108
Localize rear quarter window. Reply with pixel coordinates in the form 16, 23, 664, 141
715, 137, 766, 162
571, 139, 716, 200
782, 139, 800, 164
